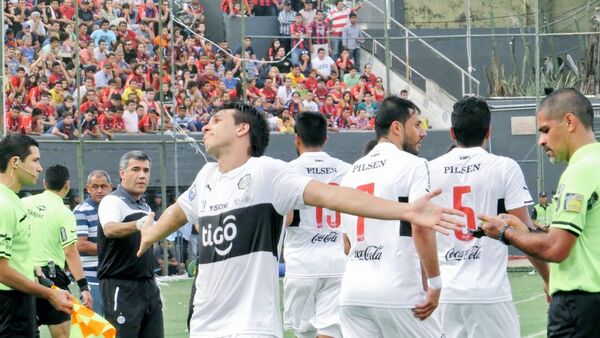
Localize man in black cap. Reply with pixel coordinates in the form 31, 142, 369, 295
531, 192, 550, 231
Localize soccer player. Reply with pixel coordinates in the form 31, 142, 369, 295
339, 96, 442, 337
429, 97, 549, 338
284, 112, 351, 338
136, 102, 463, 337
480, 88, 600, 337
97, 151, 163, 338
74, 170, 114, 315
0, 135, 73, 337
23, 164, 93, 338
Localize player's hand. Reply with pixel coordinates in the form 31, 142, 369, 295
80, 290, 93, 309
408, 189, 465, 235
413, 285, 440, 320
48, 288, 74, 314
136, 212, 155, 257
478, 214, 509, 239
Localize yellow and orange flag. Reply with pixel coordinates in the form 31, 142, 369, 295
70, 300, 116, 338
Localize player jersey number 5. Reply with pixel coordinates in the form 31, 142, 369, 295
453, 185, 476, 241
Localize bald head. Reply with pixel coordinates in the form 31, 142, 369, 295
539, 88, 594, 131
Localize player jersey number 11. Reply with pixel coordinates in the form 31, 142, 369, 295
453, 185, 476, 241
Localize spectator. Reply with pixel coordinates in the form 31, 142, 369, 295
372, 76, 386, 103
51, 113, 78, 140
351, 75, 370, 102
78, 0, 96, 24
253, 0, 279, 16
299, 0, 317, 26
362, 63, 377, 86
93, 39, 109, 63
290, 13, 309, 66
326, 0, 363, 59
273, 47, 293, 74
99, 0, 119, 22
139, 109, 160, 133
60, 0, 76, 21
91, 20, 117, 49
80, 111, 102, 139
286, 65, 306, 88
277, 76, 295, 107
356, 92, 379, 118
21, 108, 44, 135
302, 92, 319, 111
311, 48, 337, 80
122, 101, 139, 133
308, 9, 329, 58
298, 50, 312, 77
153, 241, 185, 276
400, 89, 409, 99
94, 62, 114, 89
5, 107, 23, 135
234, 37, 255, 56
336, 48, 354, 76
353, 108, 372, 130
343, 67, 360, 87
278, 1, 296, 52
342, 12, 364, 68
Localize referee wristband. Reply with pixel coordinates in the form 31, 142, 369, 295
428, 276, 442, 289
77, 278, 90, 292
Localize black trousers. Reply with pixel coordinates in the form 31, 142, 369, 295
100, 278, 164, 338
0, 290, 36, 338
548, 290, 600, 338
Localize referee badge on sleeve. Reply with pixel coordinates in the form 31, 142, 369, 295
563, 193, 584, 213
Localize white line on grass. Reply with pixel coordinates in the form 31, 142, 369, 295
514, 293, 545, 304
523, 329, 547, 338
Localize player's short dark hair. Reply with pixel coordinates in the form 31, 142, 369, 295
349, 12, 357, 19
32, 108, 43, 117
375, 96, 420, 139
0, 135, 39, 173
363, 139, 378, 155
451, 96, 491, 147
295, 112, 327, 148
539, 88, 594, 131
224, 102, 269, 157
45, 164, 69, 191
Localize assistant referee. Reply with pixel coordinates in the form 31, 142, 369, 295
480, 88, 600, 337
0, 135, 73, 337
97, 151, 163, 338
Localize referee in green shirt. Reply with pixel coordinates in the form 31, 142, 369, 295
0, 135, 73, 337
23, 164, 92, 338
480, 88, 600, 337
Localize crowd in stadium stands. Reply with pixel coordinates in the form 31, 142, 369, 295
4, 0, 386, 139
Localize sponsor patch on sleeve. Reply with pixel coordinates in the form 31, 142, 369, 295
563, 193, 584, 213
60, 227, 67, 242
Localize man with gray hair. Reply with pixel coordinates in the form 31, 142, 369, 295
97, 151, 164, 338
74, 170, 113, 315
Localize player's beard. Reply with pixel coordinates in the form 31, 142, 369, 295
402, 136, 419, 156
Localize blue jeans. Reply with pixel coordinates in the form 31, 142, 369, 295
291, 48, 304, 66
349, 48, 361, 68
89, 282, 103, 315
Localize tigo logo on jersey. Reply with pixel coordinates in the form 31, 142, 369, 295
202, 215, 238, 256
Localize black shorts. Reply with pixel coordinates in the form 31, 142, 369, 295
0, 290, 36, 337
100, 278, 164, 338
35, 266, 71, 326
548, 290, 600, 338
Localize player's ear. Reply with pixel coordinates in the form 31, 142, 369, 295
236, 122, 250, 136
449, 128, 457, 141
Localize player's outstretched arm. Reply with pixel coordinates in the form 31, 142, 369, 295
303, 180, 465, 234
137, 205, 188, 257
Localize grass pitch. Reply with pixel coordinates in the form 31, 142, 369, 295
40, 271, 548, 337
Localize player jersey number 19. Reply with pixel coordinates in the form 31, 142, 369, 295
315, 182, 341, 229
453, 185, 476, 241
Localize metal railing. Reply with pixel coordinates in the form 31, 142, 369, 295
363, 31, 428, 90
362, 0, 480, 97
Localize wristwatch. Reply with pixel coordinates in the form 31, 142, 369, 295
498, 223, 512, 245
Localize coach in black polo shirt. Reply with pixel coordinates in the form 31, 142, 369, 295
97, 151, 163, 338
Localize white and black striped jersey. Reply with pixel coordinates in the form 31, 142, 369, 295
97, 185, 153, 280
177, 156, 311, 337
340, 142, 431, 308
285, 151, 351, 278
429, 147, 533, 303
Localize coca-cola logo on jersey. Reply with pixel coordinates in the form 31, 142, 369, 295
444, 245, 482, 262
351, 245, 383, 261
311, 231, 339, 244
201, 215, 238, 256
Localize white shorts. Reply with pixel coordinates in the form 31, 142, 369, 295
436, 301, 519, 338
283, 276, 342, 338
340, 306, 443, 338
